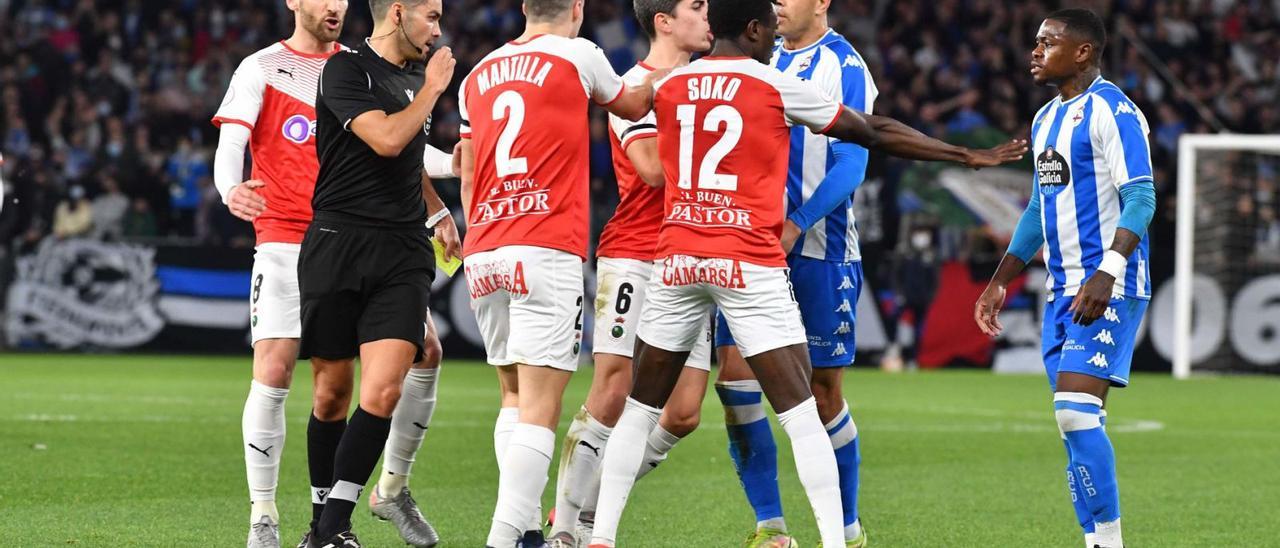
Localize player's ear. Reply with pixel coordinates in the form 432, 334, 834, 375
286, 0, 300, 12
1076, 42, 1093, 66
816, 0, 831, 16
573, 0, 585, 24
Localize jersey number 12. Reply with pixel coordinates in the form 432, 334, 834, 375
676, 104, 742, 191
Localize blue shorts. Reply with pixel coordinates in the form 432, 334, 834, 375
1042, 295, 1148, 390
716, 256, 861, 368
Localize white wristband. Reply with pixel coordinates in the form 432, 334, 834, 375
425, 208, 451, 229
1097, 250, 1127, 279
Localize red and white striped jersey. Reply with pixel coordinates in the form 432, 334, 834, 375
212, 41, 342, 245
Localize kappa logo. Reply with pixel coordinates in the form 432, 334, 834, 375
833, 321, 851, 335
832, 342, 847, 357
1087, 352, 1110, 368
1103, 307, 1120, 323
1093, 329, 1115, 346
1114, 101, 1137, 116
844, 54, 862, 68
835, 299, 852, 313
837, 276, 854, 290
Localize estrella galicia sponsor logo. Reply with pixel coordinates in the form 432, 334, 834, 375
281, 114, 317, 144
1037, 146, 1070, 196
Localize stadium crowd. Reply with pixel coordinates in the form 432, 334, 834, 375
1, 0, 1277, 305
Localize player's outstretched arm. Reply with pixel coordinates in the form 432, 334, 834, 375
822, 107, 1028, 168
348, 47, 457, 158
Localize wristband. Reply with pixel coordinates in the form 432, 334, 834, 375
425, 208, 451, 229
1097, 250, 1127, 279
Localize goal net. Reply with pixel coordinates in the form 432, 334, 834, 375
1174, 134, 1280, 378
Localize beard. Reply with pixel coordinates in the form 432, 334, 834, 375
301, 11, 342, 43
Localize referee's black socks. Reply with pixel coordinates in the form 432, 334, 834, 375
307, 414, 347, 527
315, 407, 392, 539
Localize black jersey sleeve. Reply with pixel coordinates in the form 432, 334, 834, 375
319, 53, 383, 132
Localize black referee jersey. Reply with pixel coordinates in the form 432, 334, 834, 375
313, 40, 432, 226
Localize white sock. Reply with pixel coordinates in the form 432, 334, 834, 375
494, 407, 519, 464
634, 424, 680, 481
379, 368, 439, 497
777, 398, 844, 547
551, 407, 612, 537
242, 380, 288, 522
1094, 519, 1123, 548
487, 424, 555, 547
590, 398, 661, 547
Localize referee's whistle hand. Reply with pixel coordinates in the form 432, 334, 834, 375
424, 47, 456, 95
227, 180, 267, 222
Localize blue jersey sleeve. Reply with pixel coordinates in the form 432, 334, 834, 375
1008, 184, 1045, 263
787, 50, 873, 231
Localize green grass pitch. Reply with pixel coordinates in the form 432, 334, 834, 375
2, 354, 1278, 546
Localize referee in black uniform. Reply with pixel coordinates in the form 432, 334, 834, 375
299, 0, 454, 545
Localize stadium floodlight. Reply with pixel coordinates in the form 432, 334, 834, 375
1174, 134, 1280, 379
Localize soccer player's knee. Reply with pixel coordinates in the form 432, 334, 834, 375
810, 383, 843, 421
662, 406, 700, 437
313, 382, 353, 421
363, 383, 403, 417
1053, 392, 1104, 433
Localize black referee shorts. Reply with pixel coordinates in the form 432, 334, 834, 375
298, 217, 435, 362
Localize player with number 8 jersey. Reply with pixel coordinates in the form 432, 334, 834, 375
454, 1, 662, 545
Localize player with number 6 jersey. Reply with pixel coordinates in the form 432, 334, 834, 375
589, 1, 1028, 545
454, 1, 662, 545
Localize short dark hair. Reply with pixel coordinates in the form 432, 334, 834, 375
1046, 8, 1107, 63
525, 0, 575, 21
634, 0, 680, 39
369, 0, 426, 21
708, 0, 772, 39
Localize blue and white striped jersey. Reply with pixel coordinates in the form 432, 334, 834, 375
772, 29, 877, 263
1031, 76, 1153, 301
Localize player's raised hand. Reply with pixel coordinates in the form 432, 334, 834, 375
962, 139, 1029, 169
433, 210, 462, 261
424, 46, 456, 95
226, 180, 267, 221
974, 283, 1007, 337
1069, 271, 1115, 326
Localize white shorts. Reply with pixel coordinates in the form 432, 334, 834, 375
638, 255, 806, 359
250, 243, 301, 344
466, 245, 585, 371
593, 257, 712, 371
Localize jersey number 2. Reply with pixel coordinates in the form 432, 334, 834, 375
676, 104, 742, 191
493, 91, 529, 178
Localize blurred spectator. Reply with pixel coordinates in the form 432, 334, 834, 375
91, 174, 129, 240
165, 136, 207, 236
52, 184, 92, 238
123, 197, 157, 238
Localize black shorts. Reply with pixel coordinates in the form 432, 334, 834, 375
298, 217, 435, 361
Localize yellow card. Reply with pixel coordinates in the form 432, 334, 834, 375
434, 240, 463, 277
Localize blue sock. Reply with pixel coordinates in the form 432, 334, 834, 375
1062, 439, 1095, 534
824, 401, 860, 533
1054, 393, 1120, 525
716, 380, 783, 525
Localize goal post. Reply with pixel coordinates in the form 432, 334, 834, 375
1174, 134, 1280, 379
